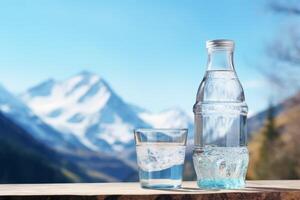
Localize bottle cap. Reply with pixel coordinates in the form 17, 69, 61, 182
206, 39, 235, 49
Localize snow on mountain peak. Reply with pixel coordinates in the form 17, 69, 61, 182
25, 79, 56, 98
21, 72, 112, 115
139, 107, 193, 129
0, 83, 31, 114
19, 71, 193, 153
0, 84, 81, 150
20, 71, 148, 152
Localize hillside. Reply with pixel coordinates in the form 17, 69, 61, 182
0, 112, 72, 183
0, 111, 128, 183
0, 72, 194, 183
247, 92, 300, 179
20, 71, 192, 156
0, 84, 84, 153
182, 92, 300, 181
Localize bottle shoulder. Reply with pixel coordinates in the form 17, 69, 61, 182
194, 70, 247, 114
195, 70, 246, 103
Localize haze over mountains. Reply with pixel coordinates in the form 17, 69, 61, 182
247, 92, 300, 179
0, 112, 72, 183
0, 71, 193, 182
0, 84, 81, 152
0, 70, 294, 183
20, 71, 193, 154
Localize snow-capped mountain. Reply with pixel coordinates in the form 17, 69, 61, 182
139, 108, 193, 129
21, 71, 150, 152
0, 84, 83, 151
0, 72, 194, 182
21, 71, 193, 153
139, 108, 194, 143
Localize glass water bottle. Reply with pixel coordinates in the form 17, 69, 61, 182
193, 40, 249, 189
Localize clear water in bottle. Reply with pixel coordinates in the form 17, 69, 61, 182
193, 146, 249, 189
193, 40, 249, 189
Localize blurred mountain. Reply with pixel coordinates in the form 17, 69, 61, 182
0, 71, 193, 182
21, 71, 150, 153
0, 82, 141, 182
248, 105, 283, 138
0, 84, 84, 152
20, 71, 192, 154
0, 108, 137, 183
139, 107, 193, 134
0, 111, 75, 183
247, 92, 300, 179
247, 92, 300, 137
183, 92, 300, 181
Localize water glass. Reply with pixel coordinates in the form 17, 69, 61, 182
134, 129, 188, 189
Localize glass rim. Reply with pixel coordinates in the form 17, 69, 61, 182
134, 128, 188, 133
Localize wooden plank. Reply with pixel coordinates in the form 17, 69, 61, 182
0, 181, 300, 200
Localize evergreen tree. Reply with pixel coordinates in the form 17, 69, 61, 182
265, 103, 279, 141
255, 102, 279, 179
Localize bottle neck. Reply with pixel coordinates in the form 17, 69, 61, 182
207, 49, 234, 71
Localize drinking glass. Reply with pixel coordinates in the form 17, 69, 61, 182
134, 129, 188, 189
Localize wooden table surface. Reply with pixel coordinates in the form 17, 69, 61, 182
0, 180, 300, 200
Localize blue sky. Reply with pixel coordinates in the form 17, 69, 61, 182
0, 0, 283, 115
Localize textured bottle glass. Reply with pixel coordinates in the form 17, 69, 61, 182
193, 40, 249, 189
